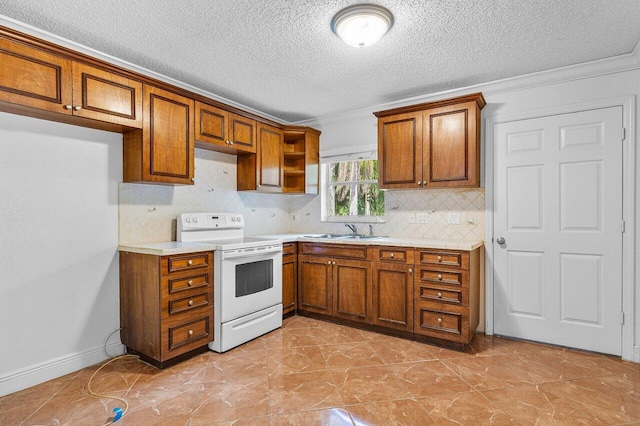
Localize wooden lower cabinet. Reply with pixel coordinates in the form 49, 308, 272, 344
298, 254, 334, 316
413, 247, 480, 344
333, 258, 372, 323
282, 242, 297, 315
372, 257, 414, 331
119, 250, 213, 368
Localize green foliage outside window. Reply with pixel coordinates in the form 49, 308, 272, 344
327, 160, 384, 217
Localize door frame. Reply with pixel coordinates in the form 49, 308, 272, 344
484, 95, 636, 362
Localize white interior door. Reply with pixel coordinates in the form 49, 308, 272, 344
493, 107, 623, 355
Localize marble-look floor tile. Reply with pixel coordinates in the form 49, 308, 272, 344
309, 324, 371, 345
469, 334, 547, 357
205, 348, 268, 382
483, 377, 640, 425
369, 338, 438, 364
333, 365, 412, 405
321, 342, 385, 371
0, 397, 49, 425
132, 354, 208, 390
269, 370, 343, 415
265, 327, 320, 349
391, 360, 474, 397
271, 407, 353, 425
418, 391, 518, 425
22, 394, 125, 426
121, 383, 200, 425
268, 345, 328, 375
348, 398, 436, 426
189, 378, 270, 423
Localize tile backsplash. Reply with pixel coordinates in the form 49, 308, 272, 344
119, 149, 485, 244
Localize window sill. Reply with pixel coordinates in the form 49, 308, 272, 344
323, 216, 386, 224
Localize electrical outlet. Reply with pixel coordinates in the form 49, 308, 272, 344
447, 212, 460, 225
416, 212, 428, 224
291, 214, 299, 222
408, 213, 415, 224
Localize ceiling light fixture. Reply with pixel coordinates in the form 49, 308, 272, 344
331, 4, 394, 48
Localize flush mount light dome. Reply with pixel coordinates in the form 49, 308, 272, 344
331, 4, 394, 48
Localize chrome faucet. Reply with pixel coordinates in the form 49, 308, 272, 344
345, 223, 358, 235
368, 224, 374, 236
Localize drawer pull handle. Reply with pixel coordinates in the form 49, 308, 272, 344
73, 105, 81, 111
437, 274, 443, 280
64, 104, 72, 110
437, 318, 443, 324
188, 329, 193, 336
437, 256, 442, 261
188, 300, 194, 306
437, 292, 443, 298
187, 260, 193, 265
390, 253, 395, 258
188, 280, 194, 286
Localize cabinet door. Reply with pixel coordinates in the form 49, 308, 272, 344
229, 112, 256, 153
282, 252, 297, 315
141, 85, 194, 184
372, 262, 413, 331
423, 101, 480, 187
377, 111, 423, 189
256, 123, 283, 192
298, 255, 333, 316
194, 101, 229, 149
333, 258, 371, 324
72, 62, 142, 128
0, 36, 72, 114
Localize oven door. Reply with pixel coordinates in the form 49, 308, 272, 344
219, 245, 282, 322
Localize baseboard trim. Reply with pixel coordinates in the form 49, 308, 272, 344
0, 342, 125, 397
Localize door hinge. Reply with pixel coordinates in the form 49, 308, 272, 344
621, 311, 625, 325
621, 220, 626, 233
622, 127, 626, 141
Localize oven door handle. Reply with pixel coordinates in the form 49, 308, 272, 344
222, 245, 282, 260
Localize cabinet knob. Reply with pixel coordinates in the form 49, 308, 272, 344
187, 260, 193, 265
257, 184, 261, 188
417, 181, 422, 186
328, 261, 332, 265
64, 104, 72, 110
422, 181, 427, 186
73, 105, 81, 111
437, 274, 443, 280
390, 253, 395, 258
437, 318, 443, 324
332, 261, 336, 265
188, 329, 193, 336
229, 140, 234, 145
408, 268, 412, 273
188, 280, 194, 286
437, 292, 443, 298
188, 300, 194, 306
437, 256, 442, 261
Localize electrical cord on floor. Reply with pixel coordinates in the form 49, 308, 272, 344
103, 327, 123, 358
87, 354, 139, 426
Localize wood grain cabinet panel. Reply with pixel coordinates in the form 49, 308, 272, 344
298, 255, 333, 316
372, 261, 413, 331
229, 113, 257, 153
124, 85, 194, 185
71, 62, 142, 127
375, 93, 485, 189
195, 101, 229, 149
282, 242, 298, 315
0, 36, 72, 114
333, 259, 372, 323
237, 123, 284, 192
120, 250, 213, 368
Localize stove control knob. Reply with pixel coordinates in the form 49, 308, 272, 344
231, 217, 236, 222
236, 216, 242, 222
194, 217, 199, 223
185, 217, 191, 223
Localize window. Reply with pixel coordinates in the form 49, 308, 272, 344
323, 159, 385, 221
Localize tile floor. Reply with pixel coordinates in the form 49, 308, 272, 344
2, 316, 640, 425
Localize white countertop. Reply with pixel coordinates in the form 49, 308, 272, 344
119, 234, 484, 255
255, 233, 484, 251
118, 241, 217, 256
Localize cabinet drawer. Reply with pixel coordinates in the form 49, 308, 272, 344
376, 247, 413, 263
417, 285, 463, 306
415, 250, 468, 269
283, 242, 297, 256
166, 273, 210, 294
164, 253, 211, 274
415, 268, 467, 287
167, 292, 211, 316
166, 315, 211, 352
415, 307, 462, 336
301, 243, 369, 260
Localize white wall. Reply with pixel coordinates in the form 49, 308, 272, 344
0, 112, 123, 396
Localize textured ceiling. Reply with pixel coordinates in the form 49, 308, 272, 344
1, 1, 639, 123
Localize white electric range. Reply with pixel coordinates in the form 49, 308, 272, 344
177, 212, 282, 352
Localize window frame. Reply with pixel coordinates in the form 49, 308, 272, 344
320, 160, 386, 223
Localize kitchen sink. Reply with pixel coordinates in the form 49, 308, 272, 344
302, 234, 349, 239
342, 235, 387, 240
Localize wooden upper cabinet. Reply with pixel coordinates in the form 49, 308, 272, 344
71, 62, 142, 128
378, 111, 423, 189
124, 85, 194, 185
375, 93, 485, 189
283, 127, 320, 194
0, 36, 72, 114
0, 36, 142, 129
256, 123, 284, 192
195, 101, 256, 154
